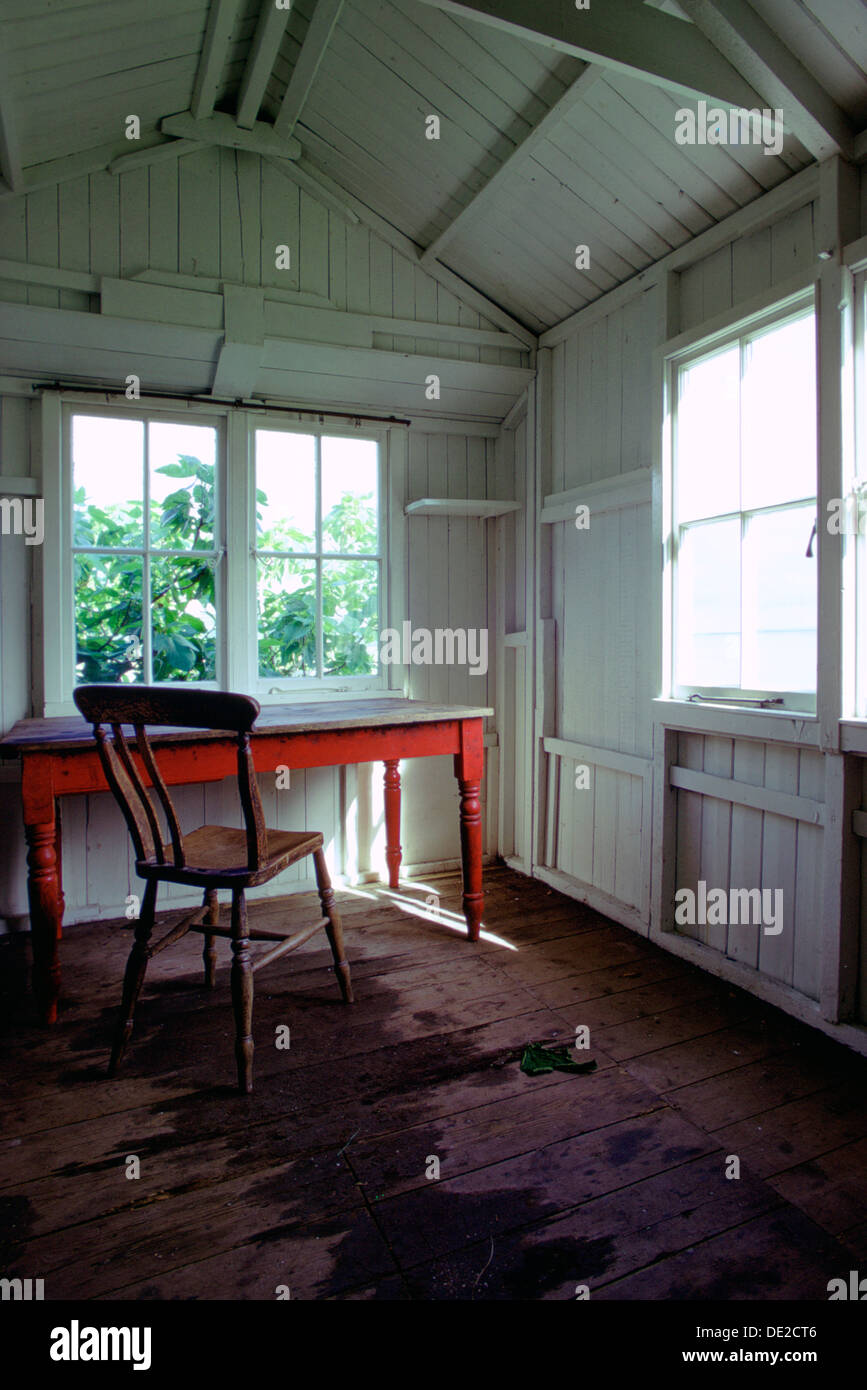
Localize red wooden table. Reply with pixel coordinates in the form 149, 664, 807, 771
0, 698, 492, 1023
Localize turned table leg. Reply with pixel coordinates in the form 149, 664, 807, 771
22, 757, 62, 1025
454, 719, 485, 942
383, 759, 402, 890
25, 818, 62, 1025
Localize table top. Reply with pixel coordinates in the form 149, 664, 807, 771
0, 697, 494, 755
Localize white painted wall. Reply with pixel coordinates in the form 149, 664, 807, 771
0, 152, 505, 926
535, 284, 658, 927
522, 188, 867, 1053
0, 146, 525, 369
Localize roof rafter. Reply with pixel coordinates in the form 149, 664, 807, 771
264, 154, 359, 223
0, 141, 125, 200
191, 0, 245, 120
274, 0, 344, 140
677, 0, 855, 160
108, 139, 202, 176
289, 140, 538, 346
161, 110, 301, 160
0, 50, 23, 193
236, 0, 292, 130
413, 0, 761, 107
422, 64, 603, 268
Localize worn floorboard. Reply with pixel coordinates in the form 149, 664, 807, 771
1, 865, 865, 1301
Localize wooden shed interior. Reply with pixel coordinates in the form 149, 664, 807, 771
3, 0, 867, 1310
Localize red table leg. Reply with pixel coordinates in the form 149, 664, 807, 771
454, 718, 485, 941
383, 759, 402, 889
55, 798, 65, 924
25, 820, 62, 1024
22, 758, 62, 1024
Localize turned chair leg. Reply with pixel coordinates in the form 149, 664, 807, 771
203, 888, 219, 987
230, 888, 254, 1094
109, 879, 157, 1076
313, 848, 354, 1004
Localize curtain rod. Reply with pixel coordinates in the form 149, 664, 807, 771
37, 380, 411, 428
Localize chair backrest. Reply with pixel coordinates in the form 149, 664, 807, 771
73, 686, 267, 871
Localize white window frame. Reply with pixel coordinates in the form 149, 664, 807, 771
245, 413, 389, 698
662, 288, 819, 715
64, 400, 227, 691
40, 392, 407, 716
850, 261, 867, 719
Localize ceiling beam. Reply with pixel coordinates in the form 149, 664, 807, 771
191, 0, 244, 120
422, 64, 602, 267
540, 162, 820, 346
677, 0, 855, 160
236, 0, 292, 130
263, 155, 359, 224
108, 139, 202, 176
0, 141, 131, 200
414, 0, 761, 107
290, 140, 538, 346
0, 51, 23, 193
212, 284, 264, 396
161, 110, 301, 160
274, 0, 344, 140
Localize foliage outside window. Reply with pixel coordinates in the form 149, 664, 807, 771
73, 415, 220, 685
255, 430, 381, 681
71, 411, 383, 691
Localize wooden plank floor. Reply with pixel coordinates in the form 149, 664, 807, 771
2, 865, 866, 1301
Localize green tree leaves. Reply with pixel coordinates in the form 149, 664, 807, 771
75, 454, 379, 684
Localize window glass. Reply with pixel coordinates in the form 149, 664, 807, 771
741, 507, 816, 692
673, 305, 817, 700
741, 314, 816, 512
676, 519, 740, 688
255, 430, 316, 552
72, 414, 219, 685
255, 431, 381, 681
676, 345, 740, 523
321, 437, 379, 554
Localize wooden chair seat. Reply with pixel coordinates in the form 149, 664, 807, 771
72, 684, 354, 1093
140, 825, 325, 887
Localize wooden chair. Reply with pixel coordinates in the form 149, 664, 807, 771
73, 685, 353, 1093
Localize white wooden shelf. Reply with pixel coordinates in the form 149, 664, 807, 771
540, 468, 651, 523
404, 498, 520, 518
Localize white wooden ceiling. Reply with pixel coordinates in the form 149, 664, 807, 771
1, 0, 865, 334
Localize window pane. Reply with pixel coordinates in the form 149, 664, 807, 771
258, 557, 317, 677
676, 519, 740, 687
323, 559, 379, 675
741, 507, 817, 692
151, 556, 217, 681
255, 431, 316, 551
73, 415, 144, 547
74, 553, 143, 684
149, 422, 216, 550
676, 345, 740, 522
742, 312, 816, 511
322, 437, 379, 553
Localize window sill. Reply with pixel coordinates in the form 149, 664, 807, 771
652, 698, 820, 745
839, 722, 867, 755
255, 685, 401, 706
49, 685, 403, 721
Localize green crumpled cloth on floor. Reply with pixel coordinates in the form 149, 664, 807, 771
519, 1043, 597, 1076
